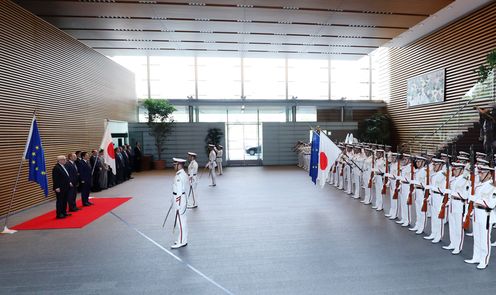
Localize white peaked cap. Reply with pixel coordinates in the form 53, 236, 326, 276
173, 158, 186, 163
187, 152, 197, 156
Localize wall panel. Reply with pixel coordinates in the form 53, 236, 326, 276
386, 2, 496, 151
0, 1, 136, 217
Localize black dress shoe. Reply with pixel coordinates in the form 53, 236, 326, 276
69, 208, 80, 212
86, 201, 94, 205
83, 203, 91, 206
56, 215, 66, 219
63, 213, 72, 217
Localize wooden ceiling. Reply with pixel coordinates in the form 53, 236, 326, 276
14, 0, 454, 59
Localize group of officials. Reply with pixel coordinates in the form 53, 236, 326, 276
169, 144, 224, 249
51, 143, 141, 219
320, 142, 496, 270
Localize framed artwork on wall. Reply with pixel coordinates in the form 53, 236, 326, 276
406, 68, 445, 107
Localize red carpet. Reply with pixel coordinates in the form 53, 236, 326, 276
12, 197, 131, 230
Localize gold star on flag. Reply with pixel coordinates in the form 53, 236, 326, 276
41, 171, 46, 175
35, 146, 39, 150
32, 152, 36, 156
35, 167, 39, 171
32, 160, 36, 164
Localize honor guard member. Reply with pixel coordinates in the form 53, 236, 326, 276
424, 158, 446, 243
396, 154, 413, 227
386, 152, 399, 219
464, 165, 496, 269
362, 148, 373, 205
410, 155, 428, 234
373, 149, 386, 211
336, 144, 345, 189
352, 145, 364, 199
171, 158, 189, 249
215, 144, 224, 175
206, 144, 217, 187
343, 145, 353, 194
443, 162, 469, 254
187, 152, 199, 209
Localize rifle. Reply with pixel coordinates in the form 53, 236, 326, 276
407, 155, 415, 205
368, 150, 375, 189
439, 148, 451, 219
392, 149, 402, 200
381, 155, 389, 195
463, 145, 475, 230
421, 156, 430, 212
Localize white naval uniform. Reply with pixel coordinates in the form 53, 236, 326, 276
373, 157, 386, 210
353, 152, 364, 199
445, 173, 470, 254
344, 154, 352, 194
334, 154, 343, 187
387, 161, 399, 218
412, 166, 428, 234
187, 159, 199, 207
465, 179, 496, 269
172, 169, 189, 247
216, 149, 223, 175
362, 155, 373, 204
426, 169, 446, 243
207, 149, 217, 185
338, 156, 345, 189
398, 163, 412, 226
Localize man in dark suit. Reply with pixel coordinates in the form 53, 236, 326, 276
77, 151, 94, 206
90, 149, 102, 192
65, 153, 80, 212
52, 155, 72, 219
115, 147, 123, 184
134, 142, 142, 172
75, 150, 82, 192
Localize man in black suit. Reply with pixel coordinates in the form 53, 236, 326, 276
52, 155, 73, 219
77, 151, 94, 206
134, 142, 142, 172
90, 149, 102, 192
65, 153, 80, 212
75, 150, 82, 192
115, 147, 123, 184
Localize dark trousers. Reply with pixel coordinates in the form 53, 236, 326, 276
80, 182, 90, 204
55, 191, 68, 217
67, 187, 77, 209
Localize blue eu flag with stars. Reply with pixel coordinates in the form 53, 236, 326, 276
309, 131, 320, 185
23, 116, 48, 197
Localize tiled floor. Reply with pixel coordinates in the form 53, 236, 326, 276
1, 166, 495, 294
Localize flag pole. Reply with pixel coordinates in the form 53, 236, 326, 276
2, 110, 38, 234
1, 156, 24, 234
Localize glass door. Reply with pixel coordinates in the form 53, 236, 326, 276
226, 107, 262, 165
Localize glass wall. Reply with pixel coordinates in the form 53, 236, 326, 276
243, 58, 286, 100
288, 59, 329, 100
149, 56, 195, 99
112, 53, 385, 102
197, 57, 241, 99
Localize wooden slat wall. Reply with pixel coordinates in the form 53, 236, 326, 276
386, 2, 496, 152
0, 1, 137, 218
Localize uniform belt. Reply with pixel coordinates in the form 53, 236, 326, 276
433, 191, 443, 195
216, 157, 222, 158
189, 174, 197, 176
173, 192, 185, 195
475, 205, 492, 212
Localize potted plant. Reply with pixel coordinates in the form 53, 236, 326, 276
357, 112, 391, 144
204, 128, 223, 155
475, 49, 496, 82
142, 99, 176, 169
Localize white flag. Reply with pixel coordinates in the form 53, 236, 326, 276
100, 125, 116, 175
348, 133, 354, 144
317, 132, 341, 188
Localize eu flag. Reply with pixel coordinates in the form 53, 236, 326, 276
23, 116, 49, 196
309, 130, 320, 184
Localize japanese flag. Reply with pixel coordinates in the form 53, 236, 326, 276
317, 132, 341, 188
100, 125, 116, 175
